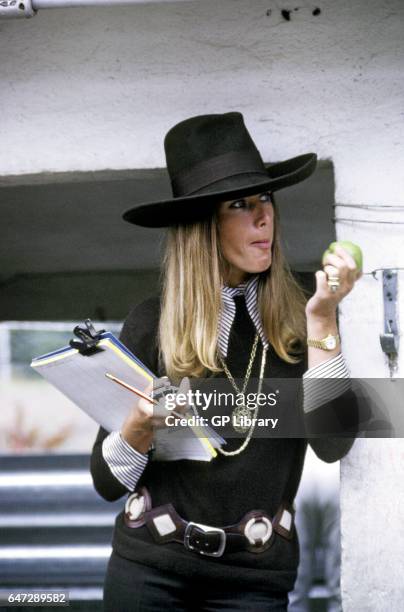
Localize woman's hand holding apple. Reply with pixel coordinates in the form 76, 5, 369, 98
305, 241, 363, 321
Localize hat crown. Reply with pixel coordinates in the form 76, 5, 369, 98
122, 111, 317, 227
164, 112, 267, 197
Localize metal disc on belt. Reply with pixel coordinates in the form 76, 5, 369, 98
125, 492, 145, 521
244, 516, 272, 545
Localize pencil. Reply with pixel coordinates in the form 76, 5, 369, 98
105, 373, 185, 420
105, 373, 158, 404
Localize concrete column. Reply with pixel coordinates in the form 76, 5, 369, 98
340, 439, 404, 610
336, 160, 404, 609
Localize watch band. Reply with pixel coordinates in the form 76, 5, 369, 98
306, 333, 340, 351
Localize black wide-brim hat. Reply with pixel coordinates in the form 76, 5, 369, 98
123, 112, 317, 228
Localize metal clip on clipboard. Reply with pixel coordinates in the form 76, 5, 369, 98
69, 319, 106, 355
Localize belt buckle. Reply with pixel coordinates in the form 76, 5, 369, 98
184, 522, 226, 558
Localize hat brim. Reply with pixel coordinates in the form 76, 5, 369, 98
123, 153, 317, 228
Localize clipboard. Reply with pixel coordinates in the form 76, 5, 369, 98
31, 320, 224, 461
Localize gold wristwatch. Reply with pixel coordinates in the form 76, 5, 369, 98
306, 333, 340, 351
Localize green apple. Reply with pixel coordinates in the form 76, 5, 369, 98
322, 240, 363, 272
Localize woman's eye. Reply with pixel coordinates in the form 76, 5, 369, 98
229, 199, 246, 209
259, 192, 272, 202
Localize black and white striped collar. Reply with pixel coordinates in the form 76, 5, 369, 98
218, 275, 269, 358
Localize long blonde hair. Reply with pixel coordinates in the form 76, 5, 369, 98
159, 201, 308, 381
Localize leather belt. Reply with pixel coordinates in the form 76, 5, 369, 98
124, 487, 295, 558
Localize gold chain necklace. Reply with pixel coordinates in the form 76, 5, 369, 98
188, 335, 268, 457
216, 342, 267, 457
218, 333, 259, 434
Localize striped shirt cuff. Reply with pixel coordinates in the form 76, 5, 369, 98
102, 431, 149, 492
302, 353, 351, 414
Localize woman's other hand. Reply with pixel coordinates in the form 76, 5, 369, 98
121, 382, 157, 453
120, 378, 191, 453
305, 243, 362, 320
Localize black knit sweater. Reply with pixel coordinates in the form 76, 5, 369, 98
90, 296, 356, 593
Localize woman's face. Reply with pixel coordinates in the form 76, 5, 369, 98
217, 191, 274, 287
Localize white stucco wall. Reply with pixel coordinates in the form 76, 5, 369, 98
0, 0, 403, 197
1, 0, 404, 608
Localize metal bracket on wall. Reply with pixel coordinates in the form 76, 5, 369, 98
0, 0, 35, 19
0, 0, 191, 20
379, 269, 399, 375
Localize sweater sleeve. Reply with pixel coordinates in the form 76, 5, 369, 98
90, 296, 161, 502
302, 352, 358, 463
90, 426, 129, 501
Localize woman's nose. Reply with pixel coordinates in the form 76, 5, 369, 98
254, 203, 271, 226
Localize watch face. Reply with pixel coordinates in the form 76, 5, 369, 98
324, 336, 336, 349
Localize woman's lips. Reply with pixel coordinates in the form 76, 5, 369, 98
251, 240, 271, 250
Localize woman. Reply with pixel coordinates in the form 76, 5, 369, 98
91, 112, 361, 611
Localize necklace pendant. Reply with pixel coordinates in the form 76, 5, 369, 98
231, 405, 251, 434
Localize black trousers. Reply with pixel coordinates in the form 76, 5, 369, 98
104, 552, 289, 612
